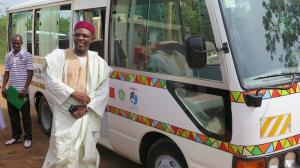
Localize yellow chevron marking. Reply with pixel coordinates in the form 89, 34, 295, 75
279, 114, 291, 135
261, 113, 291, 138
261, 117, 274, 137
268, 115, 284, 137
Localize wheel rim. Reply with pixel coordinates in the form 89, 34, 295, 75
154, 155, 182, 168
41, 103, 51, 130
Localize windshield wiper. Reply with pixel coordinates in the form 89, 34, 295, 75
254, 72, 300, 95
254, 72, 298, 80
245, 73, 299, 107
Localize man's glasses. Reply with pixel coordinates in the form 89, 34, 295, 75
73, 33, 92, 39
12, 42, 22, 45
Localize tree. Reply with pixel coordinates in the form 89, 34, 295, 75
59, 17, 70, 35
262, 0, 300, 68
180, 0, 214, 41
0, 16, 7, 63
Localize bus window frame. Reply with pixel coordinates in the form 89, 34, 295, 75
108, 0, 232, 141
108, 0, 229, 90
74, 7, 107, 57
166, 81, 232, 142
8, 10, 34, 53
7, 1, 73, 57
33, 4, 72, 57
8, 13, 13, 51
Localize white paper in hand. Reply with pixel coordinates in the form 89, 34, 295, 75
0, 108, 6, 130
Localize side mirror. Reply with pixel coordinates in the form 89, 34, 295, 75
186, 36, 207, 68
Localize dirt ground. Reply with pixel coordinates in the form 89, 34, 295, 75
0, 64, 140, 168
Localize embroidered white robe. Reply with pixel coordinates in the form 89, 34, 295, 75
42, 49, 110, 168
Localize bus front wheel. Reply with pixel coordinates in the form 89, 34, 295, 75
38, 96, 52, 136
146, 138, 188, 168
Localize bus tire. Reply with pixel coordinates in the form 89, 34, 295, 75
146, 138, 188, 168
38, 96, 52, 136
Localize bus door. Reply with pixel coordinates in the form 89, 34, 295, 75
109, 0, 233, 163
73, 1, 110, 147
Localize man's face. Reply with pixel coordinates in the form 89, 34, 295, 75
73, 28, 94, 52
12, 37, 22, 53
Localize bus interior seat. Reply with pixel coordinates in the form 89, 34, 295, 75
114, 40, 127, 67
148, 42, 189, 76
156, 42, 185, 55
89, 40, 104, 58
192, 65, 222, 81
178, 89, 225, 135
149, 42, 222, 80
59, 38, 69, 49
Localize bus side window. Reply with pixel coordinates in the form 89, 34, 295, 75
147, 0, 221, 80
176, 87, 226, 135
76, 8, 106, 57
166, 81, 231, 140
34, 5, 71, 56
110, 0, 221, 81
9, 11, 33, 54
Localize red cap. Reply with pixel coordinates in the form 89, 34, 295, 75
74, 21, 95, 34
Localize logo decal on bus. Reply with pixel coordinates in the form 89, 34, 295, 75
109, 87, 115, 98
130, 91, 138, 105
118, 89, 125, 101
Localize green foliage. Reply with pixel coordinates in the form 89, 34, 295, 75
263, 0, 300, 68
0, 16, 7, 64
180, 0, 214, 41
59, 17, 70, 35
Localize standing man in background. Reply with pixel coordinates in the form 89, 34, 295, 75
2, 34, 34, 148
42, 21, 111, 168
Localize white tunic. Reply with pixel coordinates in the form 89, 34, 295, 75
42, 49, 111, 168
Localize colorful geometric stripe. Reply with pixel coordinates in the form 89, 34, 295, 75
110, 71, 167, 89
260, 113, 291, 138
107, 105, 300, 157
111, 71, 300, 103
230, 83, 300, 103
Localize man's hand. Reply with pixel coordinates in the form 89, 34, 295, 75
19, 90, 26, 98
71, 91, 91, 105
71, 105, 88, 119
2, 89, 7, 98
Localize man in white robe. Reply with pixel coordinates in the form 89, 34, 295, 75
42, 21, 111, 168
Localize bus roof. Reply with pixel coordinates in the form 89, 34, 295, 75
7, 0, 108, 12
7, 0, 68, 12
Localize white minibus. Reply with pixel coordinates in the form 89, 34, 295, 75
7, 0, 300, 167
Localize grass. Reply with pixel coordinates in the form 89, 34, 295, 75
0, 16, 7, 64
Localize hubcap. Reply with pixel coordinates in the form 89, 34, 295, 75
155, 155, 181, 168
41, 103, 51, 130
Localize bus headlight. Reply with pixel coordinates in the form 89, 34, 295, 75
284, 152, 297, 168
268, 156, 280, 168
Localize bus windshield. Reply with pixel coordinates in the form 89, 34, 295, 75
219, 0, 300, 89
